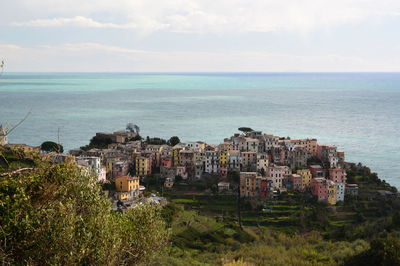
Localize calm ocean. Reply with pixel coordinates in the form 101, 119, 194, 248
1, 72, 399, 187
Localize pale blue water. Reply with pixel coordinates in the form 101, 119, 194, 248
1, 73, 399, 187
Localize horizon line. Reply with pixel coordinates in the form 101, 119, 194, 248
4, 71, 400, 74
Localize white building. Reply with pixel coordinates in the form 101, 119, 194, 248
336, 183, 345, 202
267, 165, 290, 189
240, 138, 259, 152
257, 154, 269, 175
76, 156, 103, 182
204, 150, 219, 174
228, 151, 241, 170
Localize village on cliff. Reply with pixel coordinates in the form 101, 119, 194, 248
1, 125, 361, 206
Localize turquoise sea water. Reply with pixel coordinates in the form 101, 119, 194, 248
1, 72, 399, 187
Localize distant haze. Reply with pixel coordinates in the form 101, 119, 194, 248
1, 0, 400, 72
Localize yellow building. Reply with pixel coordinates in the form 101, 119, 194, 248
115, 175, 140, 192
135, 156, 150, 176
219, 151, 228, 166
115, 175, 140, 201
115, 192, 130, 201
297, 169, 313, 191
171, 149, 181, 167
106, 157, 120, 174
327, 180, 337, 205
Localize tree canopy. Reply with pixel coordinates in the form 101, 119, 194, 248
168, 136, 181, 146
40, 141, 64, 153
238, 127, 254, 133
126, 123, 140, 135
80, 135, 112, 151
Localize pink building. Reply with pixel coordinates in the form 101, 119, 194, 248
309, 165, 325, 178
290, 174, 302, 191
161, 157, 173, 168
311, 178, 328, 202
218, 165, 228, 178
260, 179, 272, 197
328, 168, 347, 184
179, 150, 194, 167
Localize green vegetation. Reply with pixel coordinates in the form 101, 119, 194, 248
0, 149, 169, 265
145, 136, 167, 145
40, 141, 64, 153
80, 134, 113, 150
152, 203, 370, 265
144, 135, 181, 146
168, 136, 181, 146
1, 145, 400, 265
346, 162, 397, 192
152, 162, 400, 265
0, 145, 36, 171
345, 234, 400, 266
238, 127, 254, 133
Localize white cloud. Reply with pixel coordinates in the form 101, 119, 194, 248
1, 42, 398, 72
12, 16, 134, 28
11, 16, 170, 31
6, 0, 400, 33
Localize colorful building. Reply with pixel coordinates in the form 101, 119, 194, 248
327, 180, 337, 205
135, 156, 150, 176
290, 174, 302, 191
260, 179, 273, 197
336, 183, 345, 202
267, 165, 290, 189
219, 150, 228, 166
257, 154, 269, 176
297, 169, 313, 190
309, 165, 325, 178
240, 172, 258, 197
328, 168, 347, 184
228, 151, 241, 170
311, 178, 328, 202
115, 175, 140, 200
240, 151, 257, 172
205, 150, 219, 174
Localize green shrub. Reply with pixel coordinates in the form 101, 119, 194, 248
0, 157, 169, 265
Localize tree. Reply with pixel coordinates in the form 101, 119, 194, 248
81, 135, 113, 150
228, 170, 242, 228
40, 141, 64, 153
345, 235, 400, 266
0, 59, 4, 77
126, 123, 140, 135
260, 167, 266, 177
175, 175, 183, 183
130, 135, 142, 141
0, 150, 169, 265
146, 137, 167, 145
168, 136, 180, 146
238, 127, 254, 133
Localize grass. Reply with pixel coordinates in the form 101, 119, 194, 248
172, 199, 198, 204
160, 182, 398, 244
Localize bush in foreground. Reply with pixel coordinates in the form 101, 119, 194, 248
0, 157, 169, 265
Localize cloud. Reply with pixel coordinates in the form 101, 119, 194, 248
6, 0, 400, 33
12, 16, 140, 29
1, 42, 398, 72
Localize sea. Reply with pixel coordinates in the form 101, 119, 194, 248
1, 72, 399, 187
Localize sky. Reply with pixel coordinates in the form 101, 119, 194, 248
1, 0, 400, 72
